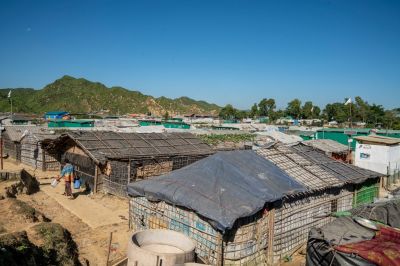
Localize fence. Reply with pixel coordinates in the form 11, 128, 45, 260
353, 182, 380, 207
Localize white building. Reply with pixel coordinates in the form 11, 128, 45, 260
354, 135, 400, 175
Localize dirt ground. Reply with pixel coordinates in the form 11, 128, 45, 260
0, 159, 130, 266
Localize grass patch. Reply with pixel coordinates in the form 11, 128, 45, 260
33, 223, 80, 266
199, 133, 255, 146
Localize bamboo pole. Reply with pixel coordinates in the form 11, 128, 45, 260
94, 165, 99, 194
106, 232, 113, 266
267, 208, 275, 265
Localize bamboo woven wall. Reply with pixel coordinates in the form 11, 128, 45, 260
21, 135, 60, 171
130, 197, 271, 266
104, 155, 208, 197
3, 136, 18, 160
271, 190, 354, 262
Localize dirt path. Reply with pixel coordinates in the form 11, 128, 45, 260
1, 159, 130, 265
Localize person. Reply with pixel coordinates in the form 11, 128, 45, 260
57, 159, 75, 199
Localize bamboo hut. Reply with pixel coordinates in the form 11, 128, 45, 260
127, 146, 383, 265
301, 139, 350, 162
1, 125, 30, 162
42, 131, 213, 196
2, 125, 60, 170
20, 127, 60, 171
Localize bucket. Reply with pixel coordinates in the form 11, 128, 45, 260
51, 179, 59, 188
74, 179, 81, 189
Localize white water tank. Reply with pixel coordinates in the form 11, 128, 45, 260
127, 229, 196, 266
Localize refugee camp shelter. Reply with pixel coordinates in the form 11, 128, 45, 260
354, 135, 400, 176
44, 111, 70, 120
2, 125, 60, 170
128, 147, 382, 265
315, 128, 400, 150
302, 139, 350, 162
47, 119, 94, 128
42, 131, 213, 196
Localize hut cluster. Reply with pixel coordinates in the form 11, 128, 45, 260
1, 125, 387, 265
128, 143, 382, 265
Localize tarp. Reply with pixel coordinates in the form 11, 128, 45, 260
335, 227, 400, 266
127, 150, 306, 232
306, 217, 376, 266
307, 200, 400, 266
351, 199, 400, 228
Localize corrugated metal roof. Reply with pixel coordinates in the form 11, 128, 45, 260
354, 135, 400, 145
302, 139, 349, 154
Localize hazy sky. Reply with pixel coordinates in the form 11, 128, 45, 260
0, 0, 399, 109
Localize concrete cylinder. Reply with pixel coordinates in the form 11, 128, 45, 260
127, 229, 196, 266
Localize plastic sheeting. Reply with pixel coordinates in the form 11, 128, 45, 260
306, 217, 376, 266
127, 150, 306, 232
306, 200, 400, 266
351, 199, 400, 228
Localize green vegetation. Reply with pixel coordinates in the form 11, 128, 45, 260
0, 75, 220, 115
220, 96, 400, 129
0, 224, 80, 266
200, 134, 255, 146
33, 223, 80, 266
1, 76, 399, 129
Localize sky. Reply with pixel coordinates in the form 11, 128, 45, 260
0, 0, 399, 110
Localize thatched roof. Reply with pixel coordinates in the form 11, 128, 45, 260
42, 131, 213, 164
257, 143, 382, 191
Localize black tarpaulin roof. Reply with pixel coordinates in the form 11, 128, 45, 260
127, 150, 306, 232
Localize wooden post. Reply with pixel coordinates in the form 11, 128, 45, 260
94, 165, 99, 194
216, 233, 224, 266
42, 149, 46, 172
267, 208, 275, 265
127, 159, 131, 183
106, 231, 113, 266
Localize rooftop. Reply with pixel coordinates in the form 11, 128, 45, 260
354, 135, 400, 145
42, 131, 213, 164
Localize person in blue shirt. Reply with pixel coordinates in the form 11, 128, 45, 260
57, 159, 75, 199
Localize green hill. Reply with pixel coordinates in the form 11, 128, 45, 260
0, 75, 220, 116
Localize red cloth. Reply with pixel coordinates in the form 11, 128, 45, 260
335, 227, 400, 266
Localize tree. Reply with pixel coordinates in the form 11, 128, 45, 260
301, 101, 313, 119
286, 99, 302, 119
312, 106, 321, 118
219, 104, 237, 119
250, 103, 258, 118
323, 103, 347, 123
354, 96, 369, 122
368, 104, 385, 126
258, 98, 276, 121
163, 111, 169, 120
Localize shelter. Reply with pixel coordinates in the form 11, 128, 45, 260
302, 139, 350, 162
44, 111, 70, 120
42, 131, 213, 196
2, 125, 35, 162
315, 128, 400, 150
354, 135, 400, 177
2, 125, 59, 170
128, 146, 382, 265
47, 119, 94, 128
